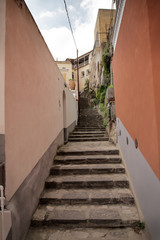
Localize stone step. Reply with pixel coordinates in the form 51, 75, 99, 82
45, 174, 129, 189
68, 137, 109, 142
69, 134, 106, 137
75, 128, 105, 131
40, 188, 134, 205
31, 205, 139, 228
73, 131, 106, 134
54, 155, 122, 165
26, 226, 147, 240
50, 164, 125, 175
75, 125, 105, 130
57, 149, 119, 156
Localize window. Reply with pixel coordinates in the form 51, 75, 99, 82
86, 69, 89, 76
72, 72, 74, 79
97, 62, 99, 72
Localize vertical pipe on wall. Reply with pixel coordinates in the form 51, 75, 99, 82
77, 49, 80, 114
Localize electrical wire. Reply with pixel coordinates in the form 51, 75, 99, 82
63, 0, 78, 50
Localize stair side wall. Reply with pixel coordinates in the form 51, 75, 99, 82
7, 130, 63, 240
117, 118, 160, 240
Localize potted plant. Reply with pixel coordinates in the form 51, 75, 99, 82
68, 79, 76, 90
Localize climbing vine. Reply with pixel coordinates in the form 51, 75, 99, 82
102, 43, 112, 85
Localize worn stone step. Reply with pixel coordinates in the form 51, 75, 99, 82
75, 128, 105, 131
57, 141, 119, 156
73, 131, 106, 135
69, 133, 106, 137
54, 155, 122, 165
57, 149, 119, 156
76, 125, 105, 128
51, 164, 125, 175
68, 137, 109, 142
40, 188, 135, 205
45, 174, 129, 189
31, 205, 139, 228
26, 226, 147, 240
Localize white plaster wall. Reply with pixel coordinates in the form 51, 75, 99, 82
0, 0, 5, 134
64, 88, 78, 128
117, 118, 160, 240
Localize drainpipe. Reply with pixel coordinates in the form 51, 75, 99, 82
0, 185, 5, 240
77, 49, 80, 114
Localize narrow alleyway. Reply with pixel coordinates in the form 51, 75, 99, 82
26, 94, 147, 240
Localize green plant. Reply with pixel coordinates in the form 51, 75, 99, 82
137, 221, 145, 230
89, 88, 96, 98
102, 43, 112, 85
96, 85, 107, 103
103, 118, 107, 128
84, 78, 89, 91
134, 221, 145, 234
99, 103, 104, 112
100, 90, 106, 103
93, 98, 99, 106
69, 78, 75, 81
104, 108, 107, 117
108, 84, 114, 88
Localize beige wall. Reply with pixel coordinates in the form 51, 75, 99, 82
91, 9, 116, 88
5, 0, 77, 200
56, 61, 73, 87
94, 9, 115, 44
0, 0, 6, 134
79, 65, 90, 91
74, 65, 90, 91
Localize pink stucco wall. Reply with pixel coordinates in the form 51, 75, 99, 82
113, 0, 160, 179
5, 0, 77, 200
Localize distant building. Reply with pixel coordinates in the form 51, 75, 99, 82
67, 50, 92, 91
89, 9, 116, 88
56, 60, 73, 89
56, 50, 92, 92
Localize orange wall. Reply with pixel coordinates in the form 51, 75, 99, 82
5, 0, 77, 200
113, 0, 160, 179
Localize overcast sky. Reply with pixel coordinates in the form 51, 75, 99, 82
25, 0, 114, 60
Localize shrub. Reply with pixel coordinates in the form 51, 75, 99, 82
84, 79, 89, 91
93, 98, 99, 106
89, 88, 96, 98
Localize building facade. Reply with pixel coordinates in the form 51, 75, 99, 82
56, 51, 92, 92
56, 60, 73, 87
112, 0, 160, 239
67, 50, 92, 92
89, 9, 116, 89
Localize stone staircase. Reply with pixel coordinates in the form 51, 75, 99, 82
26, 95, 142, 239
68, 126, 109, 142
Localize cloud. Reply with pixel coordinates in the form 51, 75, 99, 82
58, 8, 65, 14
68, 5, 75, 11
41, 27, 77, 61
39, 11, 56, 19
32, 0, 115, 60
